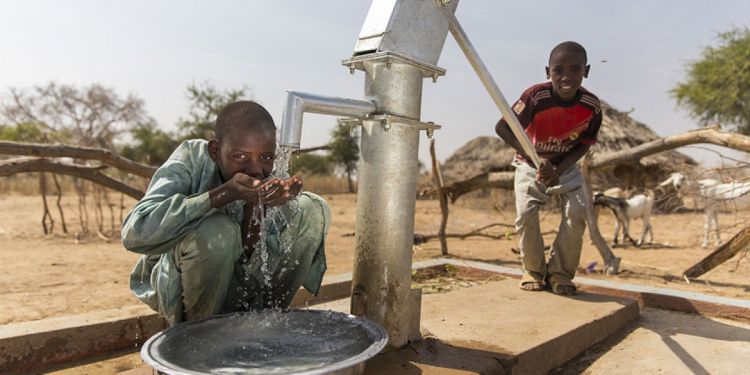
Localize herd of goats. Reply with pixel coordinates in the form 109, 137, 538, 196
594, 172, 750, 249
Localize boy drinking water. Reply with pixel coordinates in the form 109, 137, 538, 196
122, 101, 330, 324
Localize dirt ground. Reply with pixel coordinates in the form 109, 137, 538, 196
1, 192, 749, 325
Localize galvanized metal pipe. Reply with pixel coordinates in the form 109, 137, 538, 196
351, 61, 423, 347
279, 91, 378, 149
449, 17, 542, 168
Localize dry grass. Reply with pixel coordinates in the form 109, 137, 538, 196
297, 175, 355, 195
0, 173, 354, 239
1, 174, 149, 196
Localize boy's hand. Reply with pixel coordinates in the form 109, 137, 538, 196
536, 159, 559, 186
210, 174, 304, 208
257, 176, 303, 207
210, 173, 263, 208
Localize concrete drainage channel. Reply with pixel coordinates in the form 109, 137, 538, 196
3, 258, 749, 374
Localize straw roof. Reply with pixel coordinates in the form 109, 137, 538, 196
440, 100, 696, 189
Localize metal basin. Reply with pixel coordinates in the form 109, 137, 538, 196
140, 309, 388, 375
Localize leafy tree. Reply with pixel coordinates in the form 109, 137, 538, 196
328, 123, 359, 193
120, 122, 179, 166
672, 27, 750, 133
289, 153, 333, 176
178, 82, 250, 140
0, 122, 45, 142
120, 81, 250, 166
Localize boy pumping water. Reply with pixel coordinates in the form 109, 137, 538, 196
495, 41, 602, 295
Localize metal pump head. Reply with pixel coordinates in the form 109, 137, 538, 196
353, 0, 459, 65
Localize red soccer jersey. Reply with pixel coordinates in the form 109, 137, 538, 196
500, 82, 602, 165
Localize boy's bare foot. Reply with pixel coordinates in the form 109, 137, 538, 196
520, 281, 544, 291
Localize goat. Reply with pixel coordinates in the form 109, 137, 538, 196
602, 187, 630, 199
659, 172, 750, 247
594, 190, 655, 247
593, 187, 631, 215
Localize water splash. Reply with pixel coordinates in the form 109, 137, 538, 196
235, 144, 303, 309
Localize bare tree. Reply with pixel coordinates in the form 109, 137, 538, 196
51, 173, 68, 233
1, 82, 152, 236
39, 172, 54, 234
2, 82, 151, 148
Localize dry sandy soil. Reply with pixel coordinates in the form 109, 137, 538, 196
1, 192, 749, 325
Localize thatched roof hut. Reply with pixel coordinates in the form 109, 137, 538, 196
440, 100, 697, 190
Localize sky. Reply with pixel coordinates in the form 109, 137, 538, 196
1, 1, 749, 167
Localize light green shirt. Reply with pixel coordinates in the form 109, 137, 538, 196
122, 140, 328, 311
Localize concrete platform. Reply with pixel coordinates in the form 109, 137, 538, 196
57, 305, 750, 375
0, 305, 165, 375
316, 277, 640, 375
556, 308, 750, 375
32, 256, 750, 374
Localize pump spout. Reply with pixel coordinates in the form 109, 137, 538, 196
279, 91, 378, 149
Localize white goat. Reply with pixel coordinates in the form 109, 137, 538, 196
659, 172, 750, 247
594, 190, 655, 247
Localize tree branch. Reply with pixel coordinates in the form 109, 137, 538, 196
590, 125, 750, 169
293, 144, 331, 154
413, 224, 555, 244
0, 157, 144, 199
427, 126, 750, 202
683, 225, 750, 279
430, 138, 450, 255
421, 171, 514, 202
0, 140, 156, 178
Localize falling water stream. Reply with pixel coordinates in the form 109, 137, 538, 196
236, 145, 300, 310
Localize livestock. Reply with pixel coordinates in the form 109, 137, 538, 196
659, 172, 750, 247
594, 190, 655, 247
602, 187, 630, 199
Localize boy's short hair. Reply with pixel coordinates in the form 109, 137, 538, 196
549, 41, 588, 64
215, 100, 276, 141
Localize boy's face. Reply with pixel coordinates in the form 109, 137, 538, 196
208, 125, 276, 182
545, 50, 590, 102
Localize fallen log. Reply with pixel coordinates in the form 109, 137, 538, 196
413, 228, 557, 245
0, 140, 156, 178
683, 225, 750, 279
414, 222, 516, 244
0, 157, 144, 199
342, 225, 561, 245
420, 171, 514, 202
